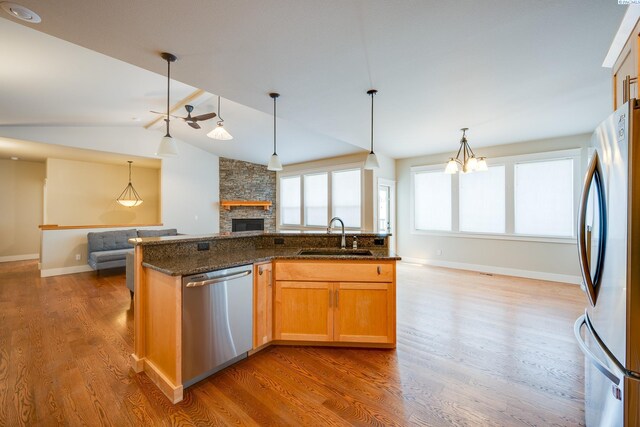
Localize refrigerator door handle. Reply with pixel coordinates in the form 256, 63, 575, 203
574, 315, 622, 394
577, 151, 606, 306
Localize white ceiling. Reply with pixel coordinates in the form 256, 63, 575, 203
0, 1, 627, 163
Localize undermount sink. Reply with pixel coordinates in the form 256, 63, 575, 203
297, 249, 374, 256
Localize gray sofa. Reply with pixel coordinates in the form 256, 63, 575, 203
87, 229, 137, 271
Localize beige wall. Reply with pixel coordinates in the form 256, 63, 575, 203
395, 134, 590, 283
45, 158, 160, 226
0, 159, 45, 260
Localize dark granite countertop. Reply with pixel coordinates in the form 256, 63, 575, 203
130, 230, 391, 246
142, 247, 400, 276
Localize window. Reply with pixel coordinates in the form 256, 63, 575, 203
332, 169, 361, 228
279, 164, 363, 230
515, 159, 574, 237
304, 173, 328, 226
414, 170, 452, 231
280, 176, 301, 225
459, 165, 505, 233
411, 149, 579, 241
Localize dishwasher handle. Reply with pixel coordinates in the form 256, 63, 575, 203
186, 270, 251, 288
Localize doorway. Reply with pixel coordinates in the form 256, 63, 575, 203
377, 179, 396, 252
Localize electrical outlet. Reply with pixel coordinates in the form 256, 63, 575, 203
75, 254, 81, 261
436, 249, 442, 256
197, 242, 210, 251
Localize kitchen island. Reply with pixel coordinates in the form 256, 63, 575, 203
129, 231, 399, 403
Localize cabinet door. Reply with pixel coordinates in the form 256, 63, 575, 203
253, 262, 273, 348
334, 282, 395, 344
274, 281, 333, 341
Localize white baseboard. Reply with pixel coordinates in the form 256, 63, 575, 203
0, 253, 39, 263
399, 256, 581, 285
40, 265, 93, 278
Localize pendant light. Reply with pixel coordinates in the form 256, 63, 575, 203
267, 92, 283, 171
156, 52, 179, 157
444, 128, 488, 174
207, 96, 234, 140
364, 89, 380, 170
116, 161, 143, 207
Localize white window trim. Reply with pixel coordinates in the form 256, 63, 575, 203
410, 148, 582, 244
277, 162, 365, 231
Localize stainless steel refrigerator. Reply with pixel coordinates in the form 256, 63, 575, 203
575, 100, 640, 426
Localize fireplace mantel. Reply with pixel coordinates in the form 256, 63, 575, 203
220, 200, 272, 210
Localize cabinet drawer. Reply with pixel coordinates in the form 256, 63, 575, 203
275, 261, 394, 282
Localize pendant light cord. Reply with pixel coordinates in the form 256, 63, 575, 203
165, 58, 171, 137
273, 96, 277, 155
128, 161, 132, 183
370, 91, 374, 154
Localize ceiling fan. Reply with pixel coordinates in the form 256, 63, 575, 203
151, 105, 216, 129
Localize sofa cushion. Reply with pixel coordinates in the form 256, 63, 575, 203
89, 248, 134, 264
137, 228, 178, 238
87, 229, 137, 252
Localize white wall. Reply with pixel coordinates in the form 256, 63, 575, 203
395, 134, 589, 284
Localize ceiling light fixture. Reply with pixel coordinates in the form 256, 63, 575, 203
1, 2, 41, 23
116, 161, 143, 207
156, 52, 179, 157
207, 96, 233, 140
267, 92, 283, 171
364, 89, 380, 170
445, 128, 488, 174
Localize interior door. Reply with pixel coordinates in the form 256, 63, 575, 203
578, 151, 607, 307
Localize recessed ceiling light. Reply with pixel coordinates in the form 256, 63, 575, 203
1, 2, 41, 23
10, 156, 19, 160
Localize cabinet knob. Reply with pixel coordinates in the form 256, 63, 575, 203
377, 266, 381, 275
259, 266, 263, 275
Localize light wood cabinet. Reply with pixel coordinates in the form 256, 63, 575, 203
253, 262, 273, 348
334, 282, 395, 343
611, 18, 640, 110
273, 260, 396, 345
274, 281, 333, 341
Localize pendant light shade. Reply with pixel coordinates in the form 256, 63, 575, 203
267, 92, 283, 171
207, 96, 234, 140
364, 89, 379, 170
444, 128, 487, 174
117, 161, 143, 207
157, 134, 179, 157
268, 153, 282, 171
157, 52, 179, 157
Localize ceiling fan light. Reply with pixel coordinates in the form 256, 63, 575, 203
445, 158, 459, 174
267, 153, 282, 171
476, 157, 488, 171
207, 122, 234, 140
364, 152, 380, 170
157, 135, 179, 157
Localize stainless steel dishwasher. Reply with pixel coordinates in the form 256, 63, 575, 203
182, 264, 253, 387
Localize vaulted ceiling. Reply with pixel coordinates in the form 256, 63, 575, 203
0, 1, 626, 164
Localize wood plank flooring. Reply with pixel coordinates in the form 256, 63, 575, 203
0, 260, 586, 426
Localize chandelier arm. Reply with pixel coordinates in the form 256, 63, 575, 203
455, 142, 464, 161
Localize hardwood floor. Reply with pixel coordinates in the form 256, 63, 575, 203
0, 260, 585, 426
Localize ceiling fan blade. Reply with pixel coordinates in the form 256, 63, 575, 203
188, 122, 201, 129
191, 112, 217, 122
